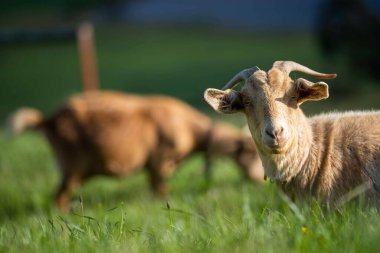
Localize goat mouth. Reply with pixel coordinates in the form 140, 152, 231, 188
267, 147, 284, 154
264, 141, 287, 154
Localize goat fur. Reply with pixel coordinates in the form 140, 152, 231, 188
8, 91, 264, 211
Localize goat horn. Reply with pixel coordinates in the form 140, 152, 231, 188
273, 61, 337, 79
222, 67, 259, 90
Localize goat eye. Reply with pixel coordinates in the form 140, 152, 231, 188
290, 95, 298, 101
243, 98, 251, 105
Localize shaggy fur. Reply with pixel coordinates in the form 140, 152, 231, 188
8, 91, 263, 211
205, 61, 380, 210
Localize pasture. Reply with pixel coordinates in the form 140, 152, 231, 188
1, 25, 380, 252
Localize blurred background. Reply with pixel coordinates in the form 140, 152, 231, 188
1, 2, 380, 246
1, 0, 380, 123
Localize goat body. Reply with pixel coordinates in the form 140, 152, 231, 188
9, 91, 263, 211
272, 111, 380, 207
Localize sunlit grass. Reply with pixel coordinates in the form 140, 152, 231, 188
1, 131, 380, 253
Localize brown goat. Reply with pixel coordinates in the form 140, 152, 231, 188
8, 91, 263, 211
205, 61, 380, 210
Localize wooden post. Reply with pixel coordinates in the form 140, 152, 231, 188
77, 22, 99, 92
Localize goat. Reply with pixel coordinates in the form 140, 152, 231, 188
204, 60, 380, 210
8, 91, 264, 211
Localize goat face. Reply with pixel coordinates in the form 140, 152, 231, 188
204, 61, 336, 155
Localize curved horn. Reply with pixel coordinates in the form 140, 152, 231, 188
273, 61, 337, 79
222, 66, 259, 90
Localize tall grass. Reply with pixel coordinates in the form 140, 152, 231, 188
1, 131, 380, 253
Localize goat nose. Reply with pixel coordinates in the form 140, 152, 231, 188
265, 126, 284, 140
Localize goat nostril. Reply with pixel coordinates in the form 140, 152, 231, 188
266, 127, 284, 139
265, 129, 276, 139
275, 127, 284, 136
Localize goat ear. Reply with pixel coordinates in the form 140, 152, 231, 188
296, 78, 329, 105
204, 88, 244, 114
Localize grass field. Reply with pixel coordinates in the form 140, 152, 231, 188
1, 25, 380, 252
1, 131, 380, 253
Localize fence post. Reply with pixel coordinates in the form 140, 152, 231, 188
77, 22, 99, 92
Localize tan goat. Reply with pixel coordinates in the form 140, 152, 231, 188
205, 61, 380, 210
8, 91, 263, 211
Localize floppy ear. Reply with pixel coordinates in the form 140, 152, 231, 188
295, 78, 329, 105
204, 88, 244, 114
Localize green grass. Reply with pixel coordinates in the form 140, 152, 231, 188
1, 131, 380, 253
2, 25, 380, 252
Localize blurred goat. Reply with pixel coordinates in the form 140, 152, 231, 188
8, 91, 263, 211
